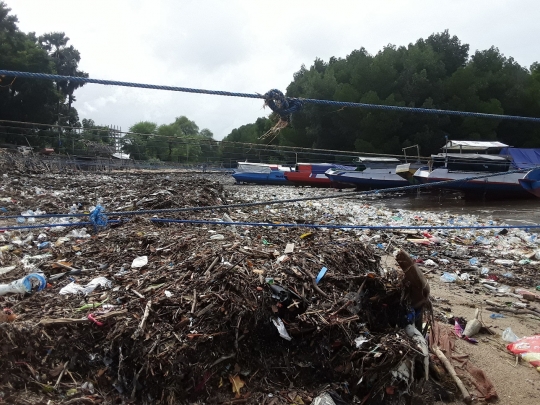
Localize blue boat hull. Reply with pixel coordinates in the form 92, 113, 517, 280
519, 168, 540, 198
232, 171, 291, 185
325, 174, 408, 190
416, 176, 532, 198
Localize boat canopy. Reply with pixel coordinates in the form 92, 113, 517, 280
500, 148, 540, 169
432, 153, 508, 161
443, 140, 509, 150
236, 162, 273, 173
354, 157, 400, 163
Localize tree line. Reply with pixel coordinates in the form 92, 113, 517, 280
225, 31, 540, 156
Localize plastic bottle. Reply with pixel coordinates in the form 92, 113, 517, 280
0, 273, 47, 296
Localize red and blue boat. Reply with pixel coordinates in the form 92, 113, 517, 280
284, 163, 356, 187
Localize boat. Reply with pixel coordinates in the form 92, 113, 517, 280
519, 169, 540, 197
324, 157, 411, 189
231, 161, 293, 185
412, 140, 540, 198
284, 163, 356, 187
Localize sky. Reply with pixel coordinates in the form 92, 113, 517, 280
6, 0, 540, 140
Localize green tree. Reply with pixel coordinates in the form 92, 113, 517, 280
0, 2, 60, 128
39, 32, 88, 125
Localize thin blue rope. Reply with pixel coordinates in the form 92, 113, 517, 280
1, 70, 540, 123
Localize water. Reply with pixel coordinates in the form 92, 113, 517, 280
373, 191, 540, 225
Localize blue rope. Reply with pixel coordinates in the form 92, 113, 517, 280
1, 70, 540, 123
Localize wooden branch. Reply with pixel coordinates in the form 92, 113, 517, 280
204, 256, 220, 276
191, 289, 197, 314
38, 310, 128, 326
132, 301, 152, 339
432, 345, 471, 404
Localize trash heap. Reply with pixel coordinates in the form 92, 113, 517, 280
0, 213, 440, 404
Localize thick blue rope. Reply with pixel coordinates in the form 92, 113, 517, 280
1, 70, 540, 123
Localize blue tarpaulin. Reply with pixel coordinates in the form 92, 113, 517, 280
500, 148, 540, 169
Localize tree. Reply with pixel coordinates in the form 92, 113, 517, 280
230, 31, 540, 156
0, 2, 61, 128
39, 32, 88, 125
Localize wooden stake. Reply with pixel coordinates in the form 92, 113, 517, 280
432, 345, 471, 404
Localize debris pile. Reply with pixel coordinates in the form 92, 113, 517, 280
0, 214, 440, 404
5, 171, 539, 403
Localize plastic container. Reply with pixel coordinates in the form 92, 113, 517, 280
0, 273, 47, 296
502, 327, 519, 343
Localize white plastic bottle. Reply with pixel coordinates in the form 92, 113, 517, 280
0, 273, 47, 296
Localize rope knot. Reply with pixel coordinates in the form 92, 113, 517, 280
263, 89, 303, 122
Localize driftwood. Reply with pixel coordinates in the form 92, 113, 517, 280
432, 345, 472, 404
38, 310, 128, 326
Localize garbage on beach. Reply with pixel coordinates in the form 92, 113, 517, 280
507, 335, 540, 371
59, 277, 112, 295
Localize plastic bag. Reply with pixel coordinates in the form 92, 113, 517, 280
507, 335, 540, 370
440, 272, 457, 283
59, 277, 111, 295
502, 327, 519, 343
131, 256, 148, 268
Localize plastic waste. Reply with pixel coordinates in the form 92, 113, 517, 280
38, 241, 50, 250
131, 256, 148, 268
354, 336, 369, 348
424, 259, 438, 267
502, 327, 519, 343
405, 324, 429, 379
463, 318, 482, 338
481, 267, 490, 275
0, 273, 47, 296
496, 285, 511, 293
507, 335, 540, 370
210, 234, 225, 240
494, 259, 514, 266
59, 277, 112, 295
312, 393, 336, 405
68, 228, 90, 238
490, 313, 504, 319
469, 258, 479, 266
271, 317, 292, 341
315, 267, 327, 284
0, 265, 16, 275
440, 272, 457, 283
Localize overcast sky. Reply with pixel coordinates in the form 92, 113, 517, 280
7, 0, 540, 140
